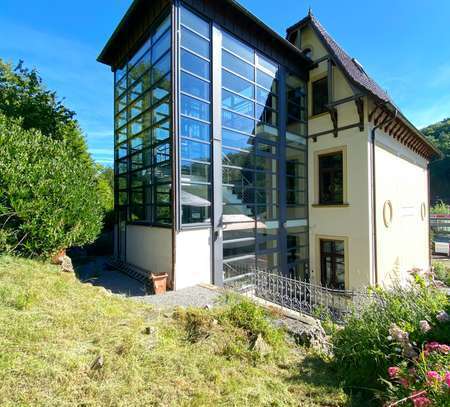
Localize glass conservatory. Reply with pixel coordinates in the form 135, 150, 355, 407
99, 0, 311, 289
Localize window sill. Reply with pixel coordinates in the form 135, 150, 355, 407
312, 203, 350, 208
309, 111, 329, 120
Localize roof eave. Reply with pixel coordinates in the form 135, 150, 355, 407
98, 0, 314, 68
97, 0, 142, 65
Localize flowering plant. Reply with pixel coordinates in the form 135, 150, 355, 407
384, 314, 450, 406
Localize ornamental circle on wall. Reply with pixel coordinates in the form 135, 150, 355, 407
383, 200, 393, 228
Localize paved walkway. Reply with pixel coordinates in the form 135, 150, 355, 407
74, 256, 222, 308
139, 285, 221, 308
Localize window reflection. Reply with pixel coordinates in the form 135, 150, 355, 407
179, 7, 212, 224
113, 13, 172, 225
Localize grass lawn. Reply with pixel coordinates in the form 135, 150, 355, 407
0, 255, 350, 406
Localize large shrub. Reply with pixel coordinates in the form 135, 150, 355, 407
332, 276, 448, 395
0, 114, 102, 256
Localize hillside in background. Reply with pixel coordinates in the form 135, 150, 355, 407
422, 117, 450, 204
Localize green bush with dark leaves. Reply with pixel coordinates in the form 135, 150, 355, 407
0, 114, 102, 257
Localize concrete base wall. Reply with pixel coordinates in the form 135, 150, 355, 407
174, 228, 212, 290
125, 225, 173, 282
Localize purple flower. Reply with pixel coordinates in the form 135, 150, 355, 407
436, 310, 449, 322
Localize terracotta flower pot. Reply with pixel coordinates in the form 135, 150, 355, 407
51, 249, 66, 265
151, 273, 168, 295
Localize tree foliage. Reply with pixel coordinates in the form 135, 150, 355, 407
0, 59, 89, 160
0, 114, 103, 256
422, 118, 450, 203
0, 59, 104, 256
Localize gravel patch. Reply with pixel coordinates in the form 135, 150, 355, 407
139, 285, 222, 309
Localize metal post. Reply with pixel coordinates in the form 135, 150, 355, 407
211, 24, 223, 286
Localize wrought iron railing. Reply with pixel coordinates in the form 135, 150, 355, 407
225, 267, 371, 323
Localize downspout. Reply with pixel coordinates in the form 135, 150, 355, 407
370, 108, 397, 285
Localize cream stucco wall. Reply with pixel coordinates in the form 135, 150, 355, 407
308, 126, 373, 289
372, 126, 430, 286
174, 228, 212, 290
125, 225, 173, 281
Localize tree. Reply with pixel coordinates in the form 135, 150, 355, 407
0, 59, 105, 256
422, 118, 450, 203
0, 114, 103, 256
0, 59, 89, 160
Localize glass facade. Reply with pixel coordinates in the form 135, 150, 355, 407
221, 31, 281, 279
179, 7, 212, 225
219, 30, 309, 281
114, 14, 172, 226
113, 4, 309, 282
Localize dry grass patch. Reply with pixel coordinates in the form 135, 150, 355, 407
0, 255, 348, 406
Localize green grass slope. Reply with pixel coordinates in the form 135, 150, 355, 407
0, 256, 347, 406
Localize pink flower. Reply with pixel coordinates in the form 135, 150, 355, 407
388, 366, 400, 378
425, 341, 440, 352
399, 377, 409, 389
445, 371, 450, 387
412, 396, 432, 407
426, 370, 442, 382
419, 320, 431, 333
439, 344, 449, 354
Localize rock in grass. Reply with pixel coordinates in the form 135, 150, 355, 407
143, 326, 156, 335
252, 333, 271, 356
61, 255, 74, 273
90, 355, 104, 370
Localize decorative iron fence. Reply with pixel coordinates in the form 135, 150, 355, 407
225, 267, 371, 323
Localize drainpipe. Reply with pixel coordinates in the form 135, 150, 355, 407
370, 108, 397, 285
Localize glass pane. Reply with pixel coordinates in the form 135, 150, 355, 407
181, 160, 210, 183
181, 139, 210, 162
181, 71, 209, 100
128, 54, 150, 86
152, 52, 170, 83
129, 112, 151, 136
152, 30, 170, 63
222, 148, 251, 168
222, 90, 254, 117
181, 49, 210, 79
181, 94, 209, 121
152, 15, 171, 44
180, 116, 210, 141
256, 105, 277, 126
153, 98, 170, 123
154, 143, 171, 163
180, 7, 210, 38
224, 239, 255, 259
222, 31, 254, 63
256, 53, 278, 76
222, 110, 255, 134
222, 70, 254, 99
154, 163, 171, 182
222, 50, 254, 81
256, 88, 277, 110
222, 129, 254, 151
153, 119, 170, 143
155, 205, 171, 223
256, 70, 277, 92
152, 74, 171, 103
181, 26, 210, 58
181, 183, 211, 224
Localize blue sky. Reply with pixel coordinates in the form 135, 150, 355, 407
1, 0, 449, 165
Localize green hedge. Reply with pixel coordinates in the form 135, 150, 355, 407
0, 114, 103, 257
